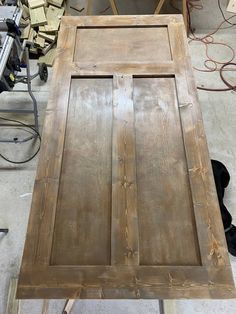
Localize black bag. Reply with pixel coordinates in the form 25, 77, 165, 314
211, 159, 236, 256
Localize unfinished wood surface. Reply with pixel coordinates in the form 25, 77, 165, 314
28, 0, 45, 9
38, 47, 56, 66
109, 0, 119, 14
17, 15, 235, 300
74, 27, 172, 63
6, 278, 19, 314
29, 6, 47, 27
154, 0, 166, 14
47, 0, 64, 8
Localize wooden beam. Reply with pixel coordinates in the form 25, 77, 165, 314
63, 299, 75, 314
111, 74, 139, 265
109, 0, 119, 14
6, 278, 19, 314
42, 300, 49, 314
159, 300, 177, 314
154, 0, 166, 14
86, 0, 92, 15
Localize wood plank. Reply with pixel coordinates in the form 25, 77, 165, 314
109, 0, 119, 14
62, 14, 183, 27
111, 74, 139, 265
18, 25, 77, 269
71, 62, 175, 76
38, 47, 56, 66
42, 300, 49, 314
47, 0, 64, 8
50, 78, 113, 265
34, 35, 45, 48
17, 265, 235, 299
168, 21, 231, 268
22, 4, 30, 19
159, 300, 177, 314
29, 7, 47, 27
63, 299, 75, 314
28, 0, 45, 9
38, 31, 56, 42
154, 0, 166, 14
6, 278, 19, 314
43, 5, 65, 32
20, 24, 30, 39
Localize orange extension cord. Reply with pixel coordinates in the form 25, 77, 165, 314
186, 0, 236, 91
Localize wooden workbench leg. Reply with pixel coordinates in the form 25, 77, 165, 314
154, 0, 166, 14
6, 278, 19, 314
86, 0, 93, 15
182, 0, 188, 32
159, 300, 177, 314
109, 0, 119, 14
63, 299, 75, 314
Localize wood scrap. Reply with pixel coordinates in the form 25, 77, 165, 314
22, 4, 30, 19
29, 6, 47, 27
43, 5, 64, 32
19, 0, 66, 63
28, 0, 45, 9
21, 23, 31, 39
42, 38, 56, 55
38, 31, 56, 42
28, 28, 36, 43
34, 35, 45, 48
47, 0, 63, 8
38, 46, 57, 66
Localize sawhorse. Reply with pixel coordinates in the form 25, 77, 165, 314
86, 0, 187, 30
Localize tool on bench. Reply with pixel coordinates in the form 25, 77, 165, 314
0, 5, 48, 144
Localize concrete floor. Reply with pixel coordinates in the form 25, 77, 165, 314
0, 14, 236, 314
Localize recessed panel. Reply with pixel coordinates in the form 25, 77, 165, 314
134, 77, 201, 266
74, 27, 172, 63
51, 78, 113, 265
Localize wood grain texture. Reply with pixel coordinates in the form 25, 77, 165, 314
51, 78, 113, 265
74, 27, 172, 63
111, 74, 139, 265
17, 15, 234, 300
134, 77, 200, 266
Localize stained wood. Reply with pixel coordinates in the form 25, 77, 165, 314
51, 78, 113, 265
111, 74, 139, 265
17, 15, 235, 300
134, 77, 200, 266
74, 27, 171, 63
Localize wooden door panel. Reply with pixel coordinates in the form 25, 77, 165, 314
17, 15, 235, 299
51, 78, 113, 266
134, 77, 200, 266
74, 27, 172, 63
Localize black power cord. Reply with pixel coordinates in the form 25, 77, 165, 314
0, 116, 41, 164
218, 0, 236, 26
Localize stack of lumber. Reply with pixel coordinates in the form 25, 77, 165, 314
19, 0, 65, 66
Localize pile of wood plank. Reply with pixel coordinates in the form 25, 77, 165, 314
19, 0, 66, 66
